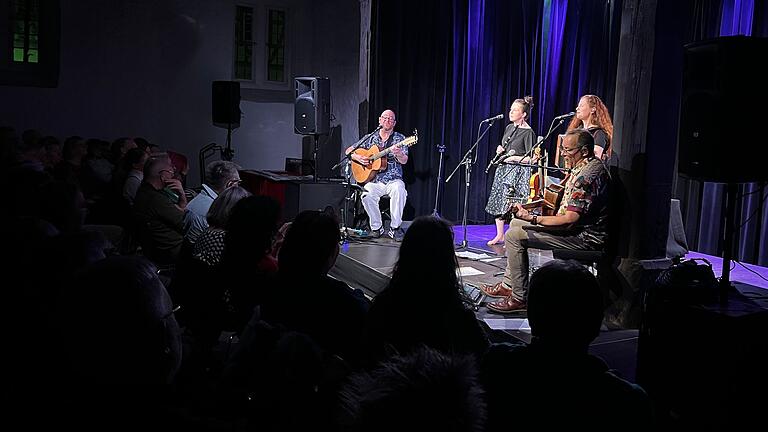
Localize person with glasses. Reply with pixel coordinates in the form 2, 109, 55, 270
132, 156, 190, 265
568, 94, 614, 162
484, 96, 538, 246
346, 109, 409, 241
480, 129, 610, 313
186, 160, 242, 244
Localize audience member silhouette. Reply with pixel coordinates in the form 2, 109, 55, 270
192, 185, 251, 266
173, 186, 252, 354
0, 126, 18, 167
113, 146, 148, 206
218, 195, 282, 331
132, 156, 189, 265
14, 128, 45, 173
218, 317, 346, 432
110, 136, 137, 165
38, 256, 182, 428
366, 216, 489, 364
260, 209, 370, 367
53, 135, 87, 187
480, 259, 653, 431
81, 138, 114, 200
40, 135, 62, 173
186, 160, 241, 244
338, 346, 487, 432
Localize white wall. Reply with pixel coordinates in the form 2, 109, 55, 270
0, 0, 361, 186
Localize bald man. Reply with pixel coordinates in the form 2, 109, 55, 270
345, 109, 409, 241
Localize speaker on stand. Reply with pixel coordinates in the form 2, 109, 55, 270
212, 80, 242, 161
294, 77, 330, 182
637, 36, 768, 428
678, 36, 768, 298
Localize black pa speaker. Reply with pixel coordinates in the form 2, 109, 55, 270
283, 182, 346, 221
294, 77, 330, 135
678, 36, 768, 183
212, 81, 241, 129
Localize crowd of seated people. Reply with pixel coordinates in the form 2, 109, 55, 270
0, 124, 653, 430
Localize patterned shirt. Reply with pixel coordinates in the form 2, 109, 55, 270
192, 227, 226, 266
558, 156, 610, 247
362, 131, 408, 184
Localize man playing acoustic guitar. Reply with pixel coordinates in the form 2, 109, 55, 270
482, 128, 610, 313
345, 109, 409, 241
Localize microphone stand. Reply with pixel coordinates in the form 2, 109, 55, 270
485, 123, 520, 174
332, 127, 380, 240
431, 143, 446, 217
496, 117, 572, 199
446, 118, 499, 252
521, 117, 568, 161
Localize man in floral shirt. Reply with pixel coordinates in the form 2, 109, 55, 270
346, 109, 409, 241
481, 128, 610, 313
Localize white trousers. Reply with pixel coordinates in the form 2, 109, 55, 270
362, 179, 407, 230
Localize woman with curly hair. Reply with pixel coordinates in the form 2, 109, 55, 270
568, 94, 614, 161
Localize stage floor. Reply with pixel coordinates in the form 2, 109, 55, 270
328, 223, 768, 381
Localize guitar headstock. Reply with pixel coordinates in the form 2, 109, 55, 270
401, 129, 419, 147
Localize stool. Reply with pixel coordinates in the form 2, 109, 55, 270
551, 249, 604, 275
379, 196, 391, 225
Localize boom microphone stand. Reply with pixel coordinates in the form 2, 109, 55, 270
495, 116, 572, 196
446, 118, 501, 252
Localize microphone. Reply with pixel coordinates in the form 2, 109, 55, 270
481, 114, 505, 123
553, 112, 576, 120
485, 149, 515, 174
373, 124, 383, 132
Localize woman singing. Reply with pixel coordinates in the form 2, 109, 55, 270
568, 94, 614, 161
484, 96, 537, 246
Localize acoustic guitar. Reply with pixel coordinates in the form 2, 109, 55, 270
503, 181, 565, 220
351, 131, 418, 184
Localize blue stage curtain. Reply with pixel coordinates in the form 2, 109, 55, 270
369, 0, 621, 224
370, 0, 767, 266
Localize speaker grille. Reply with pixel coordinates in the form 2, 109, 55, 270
294, 77, 330, 135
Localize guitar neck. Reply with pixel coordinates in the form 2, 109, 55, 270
371, 137, 415, 160
371, 146, 395, 160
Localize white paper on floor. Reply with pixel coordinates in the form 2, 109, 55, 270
458, 266, 484, 276
456, 251, 493, 260
480, 257, 502, 262
483, 318, 530, 331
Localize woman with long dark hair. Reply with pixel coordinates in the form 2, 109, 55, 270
366, 216, 489, 363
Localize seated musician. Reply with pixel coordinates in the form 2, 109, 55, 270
345, 109, 408, 242
481, 128, 610, 313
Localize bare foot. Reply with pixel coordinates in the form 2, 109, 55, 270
486, 237, 503, 246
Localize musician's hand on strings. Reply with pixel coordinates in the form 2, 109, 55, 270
391, 145, 404, 158
496, 145, 505, 154
353, 153, 370, 165
512, 203, 530, 220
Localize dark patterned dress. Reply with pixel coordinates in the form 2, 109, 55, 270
485, 125, 536, 217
